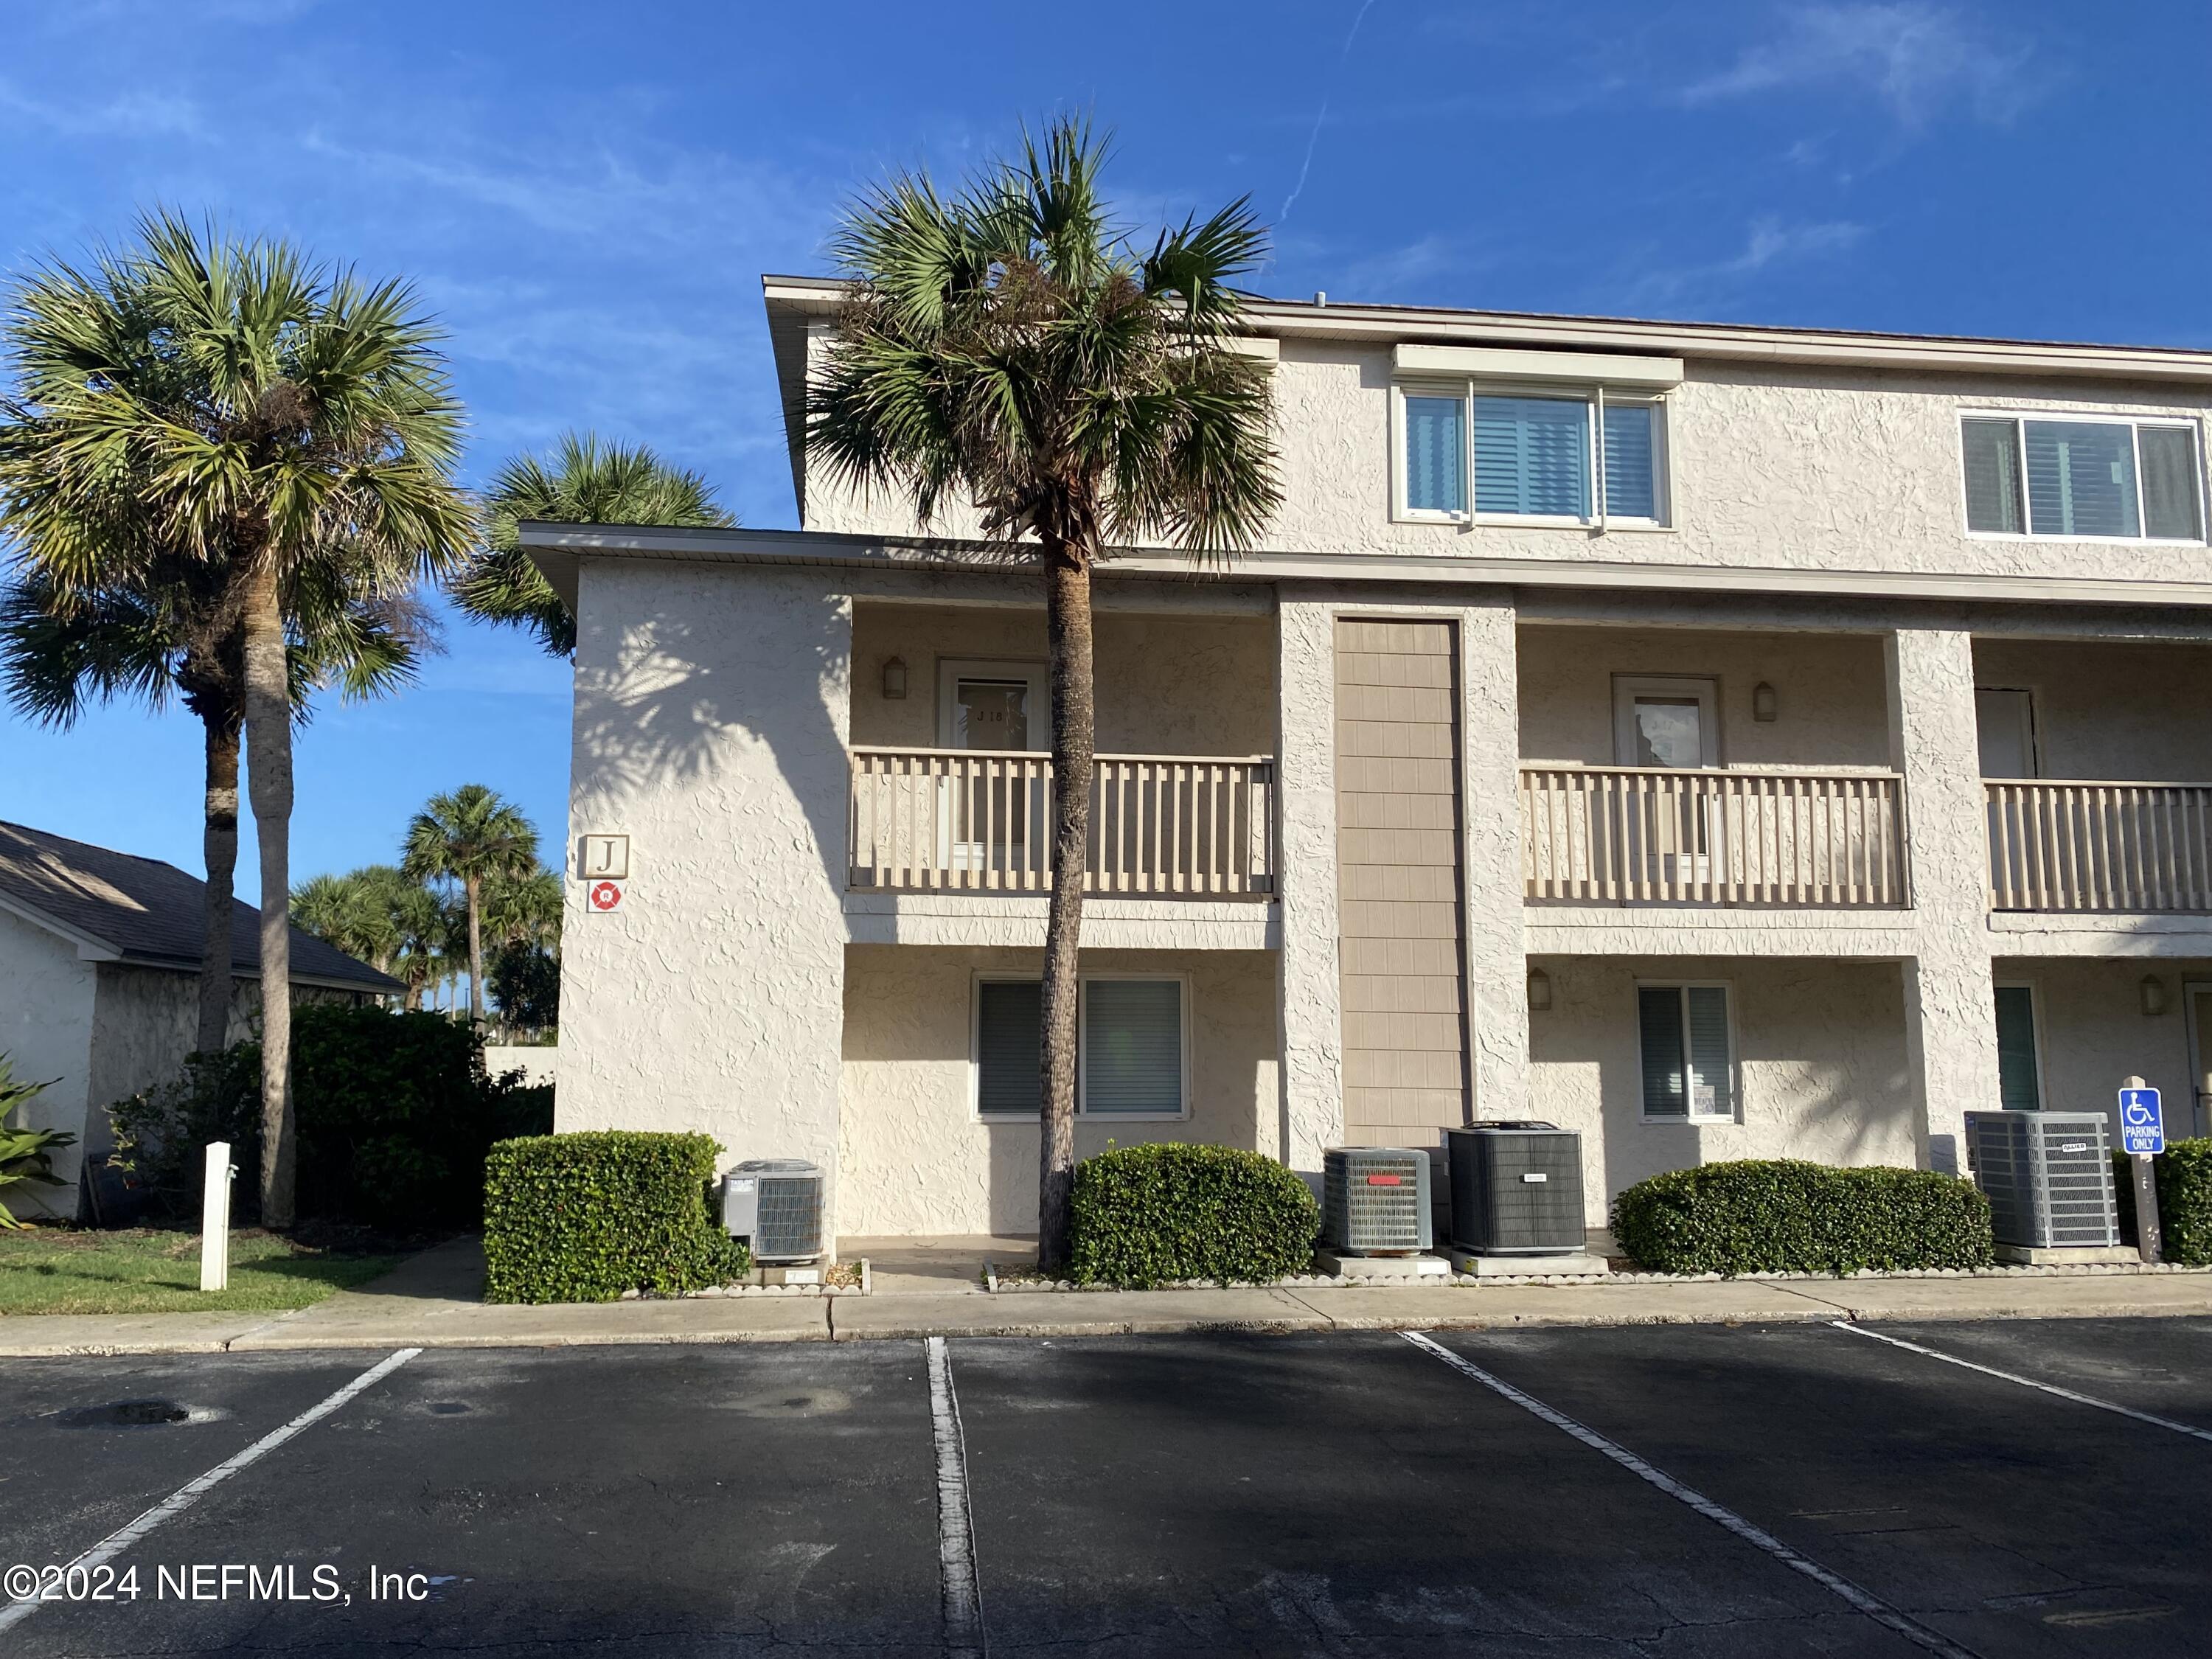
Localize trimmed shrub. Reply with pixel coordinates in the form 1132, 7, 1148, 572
107, 1006, 552, 1228
2115, 1138, 2212, 1266
1069, 1143, 1318, 1288
1610, 1159, 1994, 1276
483, 1131, 749, 1303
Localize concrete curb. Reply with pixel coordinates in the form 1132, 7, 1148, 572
5, 1270, 2211, 1356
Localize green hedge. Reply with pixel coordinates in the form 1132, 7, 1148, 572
1069, 1143, 1318, 1288
2115, 1138, 2212, 1266
107, 1006, 553, 1229
483, 1132, 750, 1303
1610, 1159, 1994, 1276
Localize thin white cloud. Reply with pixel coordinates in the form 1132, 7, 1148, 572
0, 77, 206, 141
1683, 3, 2042, 126
1624, 215, 1869, 311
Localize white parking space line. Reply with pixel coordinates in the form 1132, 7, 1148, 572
0, 1346, 422, 1636
925, 1335, 987, 1659
1832, 1321, 2212, 1445
1404, 1332, 1980, 1659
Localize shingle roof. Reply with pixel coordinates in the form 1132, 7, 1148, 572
0, 820, 403, 994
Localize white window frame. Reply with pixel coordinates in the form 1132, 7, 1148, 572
969, 970, 1194, 1123
1634, 978, 1739, 1125
1391, 379, 1671, 530
936, 658, 1050, 750
1612, 674, 1722, 768
1992, 978, 2048, 1112
1957, 408, 2208, 545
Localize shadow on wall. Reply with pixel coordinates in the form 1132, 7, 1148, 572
571, 585, 852, 897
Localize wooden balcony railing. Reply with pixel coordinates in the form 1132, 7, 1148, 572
1986, 780, 2212, 912
1521, 765, 1907, 908
848, 748, 1276, 896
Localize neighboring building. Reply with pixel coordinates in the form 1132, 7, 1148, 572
0, 821, 402, 1220
523, 278, 2212, 1242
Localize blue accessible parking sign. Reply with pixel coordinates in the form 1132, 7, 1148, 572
2119, 1087, 2166, 1156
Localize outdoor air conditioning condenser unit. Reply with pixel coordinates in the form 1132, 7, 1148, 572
723, 1159, 825, 1263
1446, 1122, 1585, 1255
1964, 1110, 2118, 1250
1322, 1147, 1433, 1254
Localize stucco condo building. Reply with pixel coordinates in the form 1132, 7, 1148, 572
524, 279, 2212, 1244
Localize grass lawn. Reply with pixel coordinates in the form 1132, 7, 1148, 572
0, 1228, 406, 1316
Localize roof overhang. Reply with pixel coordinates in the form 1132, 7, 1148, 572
518, 521, 2212, 613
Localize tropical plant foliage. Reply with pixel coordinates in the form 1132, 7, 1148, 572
403, 784, 540, 1025
0, 1054, 72, 1229
805, 116, 1280, 1267
0, 212, 473, 1228
452, 431, 734, 657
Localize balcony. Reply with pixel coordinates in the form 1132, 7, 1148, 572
1521, 765, 1907, 908
1986, 780, 2212, 913
848, 748, 1276, 897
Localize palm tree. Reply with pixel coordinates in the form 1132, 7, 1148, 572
403, 786, 540, 1023
0, 213, 472, 1227
806, 119, 1281, 1268
453, 432, 734, 656
4, 563, 430, 1055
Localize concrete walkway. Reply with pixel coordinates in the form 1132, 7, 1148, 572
4, 1236, 2211, 1356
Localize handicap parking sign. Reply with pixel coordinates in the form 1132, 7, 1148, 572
2119, 1087, 2165, 1156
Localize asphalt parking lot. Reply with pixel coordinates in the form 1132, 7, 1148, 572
4, 1318, 2210, 1657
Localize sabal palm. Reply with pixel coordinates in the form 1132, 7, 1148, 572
807, 119, 1281, 1267
453, 431, 734, 656
4, 561, 430, 1054
403, 785, 540, 1023
0, 212, 472, 1226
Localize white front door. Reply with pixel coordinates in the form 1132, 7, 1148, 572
1613, 675, 1720, 889
937, 660, 1048, 876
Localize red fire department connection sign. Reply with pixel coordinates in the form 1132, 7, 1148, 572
588, 880, 625, 913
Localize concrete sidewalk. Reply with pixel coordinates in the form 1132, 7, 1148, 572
4, 1237, 2211, 1356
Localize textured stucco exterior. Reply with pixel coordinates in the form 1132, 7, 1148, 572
541, 292, 2212, 1242
809, 339, 2212, 591
0, 911, 96, 1217
557, 559, 854, 1232
1528, 954, 1915, 1219
838, 945, 1278, 1234
2003, 958, 2212, 1140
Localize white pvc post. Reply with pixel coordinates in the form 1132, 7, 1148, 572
201, 1141, 234, 1292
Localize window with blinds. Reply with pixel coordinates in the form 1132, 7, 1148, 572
1961, 414, 2203, 541
1397, 385, 1664, 524
1637, 984, 1736, 1121
973, 977, 1186, 1119
1993, 984, 2042, 1111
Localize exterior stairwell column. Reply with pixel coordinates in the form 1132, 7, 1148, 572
1274, 588, 1345, 1177
1459, 598, 1531, 1123
1887, 626, 2000, 1175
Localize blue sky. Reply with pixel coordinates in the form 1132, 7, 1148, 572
4, 0, 2208, 883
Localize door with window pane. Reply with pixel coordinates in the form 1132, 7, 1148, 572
937, 661, 1047, 877
1611, 676, 1721, 894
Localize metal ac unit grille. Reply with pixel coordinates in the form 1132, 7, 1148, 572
1965, 1111, 2117, 1249
1447, 1123, 1585, 1254
1323, 1148, 1433, 1253
728, 1158, 825, 1262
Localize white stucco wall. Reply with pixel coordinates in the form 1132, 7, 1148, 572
483, 1045, 557, 1088
1996, 958, 2212, 1141
1972, 638, 2212, 782
838, 945, 1279, 1235
1527, 953, 1916, 1220
0, 912, 97, 1219
1273, 591, 1343, 1174
557, 560, 855, 1231
808, 343, 2212, 588
851, 603, 1276, 757
1459, 599, 1529, 1123
1518, 625, 1892, 770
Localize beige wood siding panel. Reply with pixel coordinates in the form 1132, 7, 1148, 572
1335, 617, 1470, 1150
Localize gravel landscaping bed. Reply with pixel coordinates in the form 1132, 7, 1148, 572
983, 1259, 2212, 1292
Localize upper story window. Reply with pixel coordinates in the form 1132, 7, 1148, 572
1961, 412, 2205, 542
1397, 383, 1669, 526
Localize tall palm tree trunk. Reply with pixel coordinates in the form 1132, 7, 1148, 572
196, 713, 242, 1057
1037, 546, 1095, 1272
240, 563, 296, 1228
465, 873, 484, 1023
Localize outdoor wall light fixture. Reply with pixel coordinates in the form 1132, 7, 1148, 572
882, 656, 908, 699
1752, 681, 1779, 722
1527, 967, 1553, 1012
2141, 975, 2168, 1017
